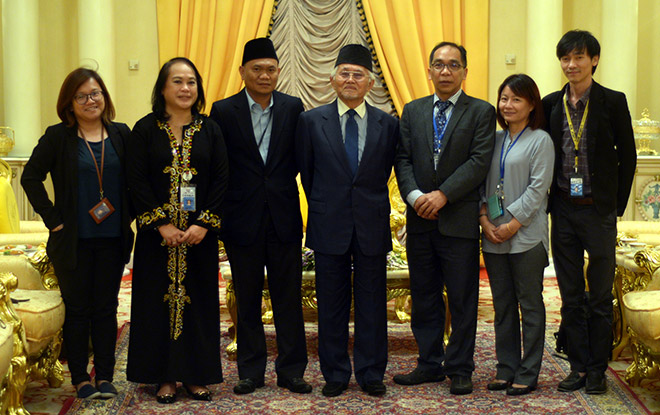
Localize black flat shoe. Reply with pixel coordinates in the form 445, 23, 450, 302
450, 375, 473, 395
393, 367, 446, 385
557, 371, 586, 392
184, 385, 212, 401
156, 384, 177, 404
277, 377, 312, 394
362, 380, 386, 396
506, 384, 536, 396
487, 380, 509, 391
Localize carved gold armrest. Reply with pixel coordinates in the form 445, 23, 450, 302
26, 245, 59, 291
0, 273, 30, 415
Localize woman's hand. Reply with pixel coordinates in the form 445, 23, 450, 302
480, 218, 503, 244
51, 224, 64, 232
492, 218, 522, 242
158, 224, 184, 247
179, 224, 207, 245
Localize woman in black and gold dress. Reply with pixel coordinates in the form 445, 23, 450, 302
126, 57, 228, 403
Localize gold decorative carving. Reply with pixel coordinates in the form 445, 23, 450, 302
625, 326, 660, 386
27, 244, 59, 290
0, 272, 30, 415
224, 280, 237, 361
0, 127, 15, 157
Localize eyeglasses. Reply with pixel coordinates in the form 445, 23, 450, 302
430, 62, 464, 72
336, 71, 367, 81
74, 90, 104, 105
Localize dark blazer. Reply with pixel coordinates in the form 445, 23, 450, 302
21, 122, 134, 270
296, 100, 399, 256
543, 81, 637, 216
395, 92, 496, 239
209, 89, 304, 245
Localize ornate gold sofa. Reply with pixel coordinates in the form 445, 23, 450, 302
620, 248, 660, 386
0, 248, 65, 414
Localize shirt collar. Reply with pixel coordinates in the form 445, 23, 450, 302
245, 89, 274, 112
433, 89, 462, 106
337, 99, 367, 119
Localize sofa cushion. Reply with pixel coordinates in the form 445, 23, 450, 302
11, 289, 65, 356
623, 290, 660, 353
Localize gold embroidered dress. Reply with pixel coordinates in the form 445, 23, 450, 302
126, 113, 228, 385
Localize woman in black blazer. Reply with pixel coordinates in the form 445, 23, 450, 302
21, 68, 134, 400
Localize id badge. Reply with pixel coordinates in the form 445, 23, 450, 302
569, 174, 584, 197
88, 197, 115, 224
433, 153, 440, 171
487, 193, 504, 220
181, 184, 196, 211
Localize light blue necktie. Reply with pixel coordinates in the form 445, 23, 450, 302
345, 109, 359, 175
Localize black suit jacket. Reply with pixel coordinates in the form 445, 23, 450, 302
21, 122, 134, 270
209, 89, 304, 245
394, 92, 496, 240
543, 81, 637, 216
296, 100, 400, 256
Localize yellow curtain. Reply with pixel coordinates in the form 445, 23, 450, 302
362, 0, 489, 114
156, 0, 275, 107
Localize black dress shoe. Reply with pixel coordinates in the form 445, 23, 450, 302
277, 377, 312, 394
449, 375, 473, 395
393, 367, 446, 385
487, 380, 510, 391
233, 378, 265, 395
322, 382, 348, 397
557, 371, 586, 392
585, 372, 607, 394
362, 380, 386, 396
506, 384, 536, 396
184, 385, 212, 401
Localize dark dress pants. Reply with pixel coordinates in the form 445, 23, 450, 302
484, 242, 547, 387
551, 196, 617, 374
54, 237, 124, 385
225, 211, 308, 381
314, 231, 388, 387
407, 231, 480, 377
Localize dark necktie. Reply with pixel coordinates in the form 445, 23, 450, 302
345, 109, 359, 175
434, 100, 451, 155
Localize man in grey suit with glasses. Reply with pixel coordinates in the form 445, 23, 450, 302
393, 41, 495, 395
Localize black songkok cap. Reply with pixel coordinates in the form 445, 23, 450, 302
242, 38, 278, 65
335, 44, 372, 72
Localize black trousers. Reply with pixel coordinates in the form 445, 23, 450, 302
407, 231, 480, 377
54, 237, 124, 385
225, 211, 308, 381
551, 197, 617, 374
314, 230, 388, 387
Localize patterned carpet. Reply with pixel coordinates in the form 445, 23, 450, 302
19, 274, 660, 414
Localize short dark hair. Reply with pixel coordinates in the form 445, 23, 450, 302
152, 57, 206, 120
56, 68, 115, 127
429, 41, 467, 68
496, 74, 545, 131
556, 30, 600, 74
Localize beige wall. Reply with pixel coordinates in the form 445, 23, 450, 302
488, 0, 658, 123
0, 0, 158, 150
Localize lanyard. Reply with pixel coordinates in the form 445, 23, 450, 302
563, 93, 589, 172
256, 110, 273, 149
432, 105, 450, 153
80, 126, 106, 200
498, 126, 528, 190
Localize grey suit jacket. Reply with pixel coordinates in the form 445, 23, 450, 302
394, 92, 496, 239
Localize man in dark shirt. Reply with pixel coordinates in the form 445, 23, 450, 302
542, 30, 637, 395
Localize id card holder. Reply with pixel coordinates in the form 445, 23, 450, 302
433, 153, 440, 171
181, 184, 196, 211
569, 174, 584, 197
487, 193, 503, 220
88, 197, 115, 224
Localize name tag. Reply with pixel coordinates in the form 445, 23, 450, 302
181, 184, 196, 211
569, 174, 584, 198
487, 193, 503, 220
